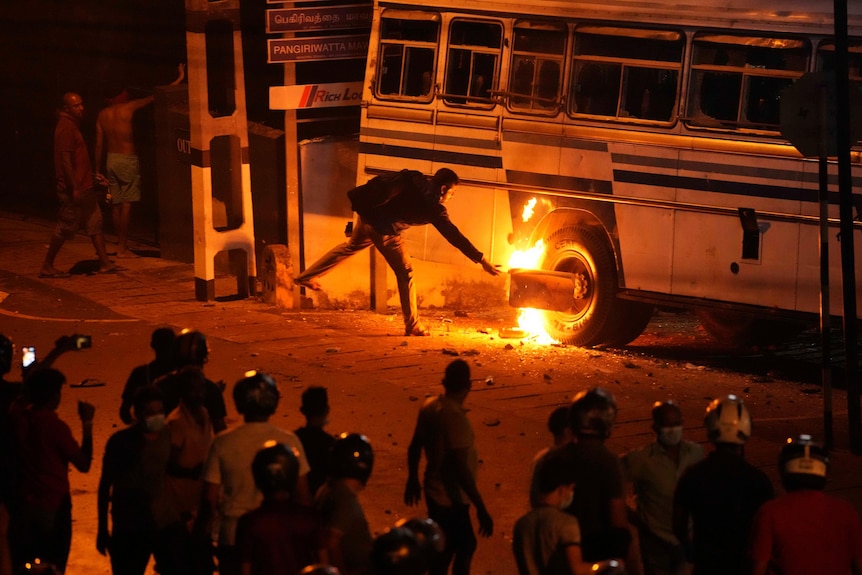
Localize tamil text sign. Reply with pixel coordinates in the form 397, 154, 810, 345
266, 5, 372, 32
267, 35, 369, 63
270, 82, 363, 109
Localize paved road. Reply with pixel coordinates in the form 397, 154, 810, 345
2, 210, 861, 574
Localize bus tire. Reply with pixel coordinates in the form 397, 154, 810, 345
695, 309, 806, 347
602, 298, 654, 347
539, 226, 618, 346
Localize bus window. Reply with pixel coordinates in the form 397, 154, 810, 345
508, 22, 566, 113
569, 26, 683, 122
817, 39, 862, 104
443, 20, 502, 106
688, 33, 809, 130
377, 13, 440, 101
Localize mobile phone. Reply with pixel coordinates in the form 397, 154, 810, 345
75, 335, 92, 350
22, 346, 36, 368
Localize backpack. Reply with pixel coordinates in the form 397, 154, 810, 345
347, 170, 424, 217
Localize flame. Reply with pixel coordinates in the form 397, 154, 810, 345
509, 239, 545, 269
507, 238, 559, 345
517, 308, 558, 344
522, 197, 537, 222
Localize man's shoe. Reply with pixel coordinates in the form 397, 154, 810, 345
405, 324, 430, 336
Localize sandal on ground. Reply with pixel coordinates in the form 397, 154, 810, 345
39, 270, 71, 279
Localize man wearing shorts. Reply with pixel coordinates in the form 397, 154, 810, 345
96, 64, 184, 257
40, 92, 117, 278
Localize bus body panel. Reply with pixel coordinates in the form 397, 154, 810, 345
354, 0, 862, 340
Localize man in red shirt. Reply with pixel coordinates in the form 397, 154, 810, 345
40, 92, 118, 278
749, 434, 862, 575
9, 368, 95, 573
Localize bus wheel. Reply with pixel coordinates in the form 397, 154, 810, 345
602, 298, 654, 347
696, 309, 806, 347
539, 226, 617, 346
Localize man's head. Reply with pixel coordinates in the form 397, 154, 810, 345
62, 92, 84, 120
174, 328, 208, 368
547, 405, 572, 446
105, 88, 130, 106
534, 450, 576, 509
24, 368, 65, 409
441, 359, 472, 397
652, 400, 683, 447
779, 434, 829, 491
233, 370, 280, 420
329, 432, 374, 486
569, 387, 617, 439
150, 327, 176, 361
177, 365, 206, 410
252, 441, 300, 498
371, 526, 427, 575
133, 385, 166, 432
393, 517, 445, 566
704, 394, 751, 446
431, 168, 459, 204
0, 334, 13, 376
300, 386, 330, 421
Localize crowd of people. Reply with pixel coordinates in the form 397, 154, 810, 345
1, 329, 862, 575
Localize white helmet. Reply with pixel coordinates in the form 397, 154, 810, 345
704, 394, 751, 444
780, 434, 829, 479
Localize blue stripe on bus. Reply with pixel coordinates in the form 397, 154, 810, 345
506, 170, 613, 194
613, 153, 800, 179
614, 153, 862, 188
504, 131, 609, 152
362, 127, 500, 150
613, 169, 816, 202
359, 142, 503, 168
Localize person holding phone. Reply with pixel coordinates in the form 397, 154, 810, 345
0, 335, 21, 575
7, 368, 95, 573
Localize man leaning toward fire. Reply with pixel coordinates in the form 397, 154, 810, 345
293, 168, 501, 336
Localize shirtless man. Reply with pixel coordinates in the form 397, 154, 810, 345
95, 64, 185, 257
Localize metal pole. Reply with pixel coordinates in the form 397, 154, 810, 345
819, 80, 833, 449
284, 9, 303, 309
819, 150, 834, 449
834, 0, 862, 453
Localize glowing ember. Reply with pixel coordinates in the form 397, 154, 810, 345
521, 197, 537, 222
507, 238, 559, 344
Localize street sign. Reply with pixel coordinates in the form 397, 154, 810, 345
780, 72, 862, 157
270, 82, 363, 109
267, 34, 369, 63
266, 5, 372, 33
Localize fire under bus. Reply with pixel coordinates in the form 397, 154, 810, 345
355, 0, 862, 346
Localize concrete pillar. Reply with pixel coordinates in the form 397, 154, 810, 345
185, 0, 256, 301
260, 244, 294, 308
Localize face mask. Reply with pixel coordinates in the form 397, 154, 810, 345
559, 488, 574, 510
658, 426, 683, 446
144, 414, 166, 433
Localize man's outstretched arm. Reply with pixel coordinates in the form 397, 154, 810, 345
430, 209, 501, 276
